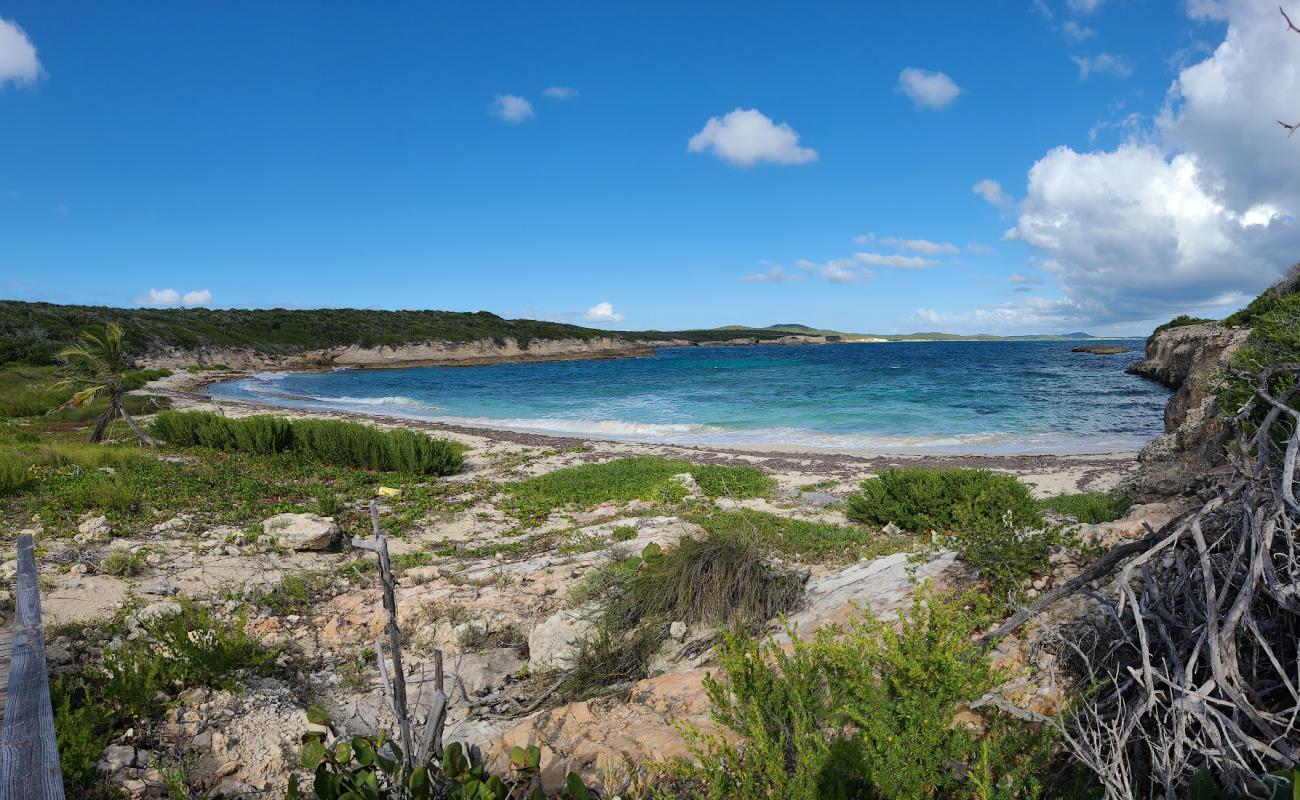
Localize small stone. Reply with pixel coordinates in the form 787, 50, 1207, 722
99, 743, 135, 773
68, 563, 87, 577
669, 621, 687, 641
224, 545, 242, 556
77, 515, 113, 541
262, 513, 339, 551
140, 578, 179, 596
145, 553, 164, 567
191, 732, 212, 750
378, 486, 402, 498
1025, 588, 1041, 599
881, 522, 903, 537
1031, 578, 1047, 591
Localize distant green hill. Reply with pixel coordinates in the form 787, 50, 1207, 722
0, 300, 1109, 367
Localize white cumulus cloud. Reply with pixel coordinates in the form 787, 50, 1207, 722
972, 179, 1014, 209
136, 288, 214, 308
879, 237, 959, 255
543, 86, 578, 100
897, 68, 960, 110
742, 262, 809, 283
687, 108, 818, 167
1072, 52, 1133, 79
937, 1, 1300, 333
490, 94, 534, 123
583, 302, 624, 323
0, 17, 41, 89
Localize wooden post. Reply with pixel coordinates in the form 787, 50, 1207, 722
0, 533, 66, 799
353, 502, 414, 777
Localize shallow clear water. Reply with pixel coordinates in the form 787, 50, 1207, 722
208, 341, 1169, 454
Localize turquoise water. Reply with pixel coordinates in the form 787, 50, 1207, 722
208, 341, 1168, 454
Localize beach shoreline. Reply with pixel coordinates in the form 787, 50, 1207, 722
143, 369, 1144, 498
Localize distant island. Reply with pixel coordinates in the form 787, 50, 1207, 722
0, 299, 1126, 370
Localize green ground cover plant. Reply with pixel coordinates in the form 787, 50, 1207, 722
674, 587, 1055, 800
690, 508, 913, 563
501, 456, 771, 523
150, 410, 464, 476
1039, 492, 1129, 524
846, 467, 1044, 533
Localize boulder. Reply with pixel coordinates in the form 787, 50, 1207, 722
1121, 322, 1249, 500
527, 608, 595, 672
261, 513, 339, 551
76, 515, 112, 542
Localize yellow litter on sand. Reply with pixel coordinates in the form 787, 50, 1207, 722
378, 486, 402, 498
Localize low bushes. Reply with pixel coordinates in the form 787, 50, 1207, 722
561, 533, 804, 700
846, 468, 1044, 534
150, 411, 464, 476
503, 456, 772, 523
52, 601, 276, 798
847, 468, 1059, 598
675, 587, 1055, 800
1040, 491, 1128, 524
1151, 314, 1213, 336
691, 508, 912, 563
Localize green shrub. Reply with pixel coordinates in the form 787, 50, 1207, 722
149, 411, 464, 475
51, 680, 124, 800
316, 488, 341, 517
950, 520, 1063, 600
142, 602, 275, 689
1151, 314, 1213, 336
1223, 263, 1300, 327
503, 456, 772, 523
691, 508, 913, 563
676, 587, 1054, 800
100, 548, 147, 577
257, 570, 336, 616
846, 468, 1044, 534
1039, 492, 1128, 524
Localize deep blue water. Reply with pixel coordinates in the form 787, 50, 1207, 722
208, 341, 1169, 454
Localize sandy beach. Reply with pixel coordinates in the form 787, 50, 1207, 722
147, 368, 1142, 500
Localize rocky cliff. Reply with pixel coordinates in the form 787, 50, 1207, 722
1120, 322, 1249, 499
141, 336, 656, 372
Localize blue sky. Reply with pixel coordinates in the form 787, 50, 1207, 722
2, 1, 1294, 335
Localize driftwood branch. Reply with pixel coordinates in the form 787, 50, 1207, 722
985, 368, 1300, 800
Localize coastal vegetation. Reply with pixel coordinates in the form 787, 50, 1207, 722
150, 410, 465, 476
3, 277, 1297, 799
845, 467, 1044, 533
0, 299, 1114, 369
674, 587, 1054, 800
500, 456, 772, 523
1150, 314, 1214, 335
1039, 491, 1129, 523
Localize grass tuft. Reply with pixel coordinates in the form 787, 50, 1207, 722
1039, 492, 1129, 524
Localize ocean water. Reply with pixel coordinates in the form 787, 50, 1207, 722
207, 341, 1169, 454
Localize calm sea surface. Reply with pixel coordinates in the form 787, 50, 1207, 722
208, 341, 1169, 454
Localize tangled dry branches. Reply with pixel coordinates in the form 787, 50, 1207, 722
994, 366, 1300, 799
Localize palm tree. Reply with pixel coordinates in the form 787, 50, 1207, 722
56, 323, 156, 445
